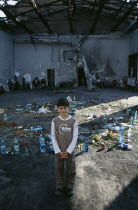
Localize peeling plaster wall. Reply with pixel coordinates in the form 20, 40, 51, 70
0, 30, 14, 90
129, 29, 138, 55
81, 36, 129, 80
14, 42, 77, 87
14, 34, 129, 87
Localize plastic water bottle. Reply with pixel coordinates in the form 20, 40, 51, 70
84, 136, 89, 152
49, 145, 54, 153
39, 134, 46, 152
3, 112, 7, 122
134, 111, 138, 122
46, 134, 52, 141
0, 139, 6, 154
13, 138, 19, 154
120, 101, 122, 110
130, 116, 134, 126
127, 127, 132, 142
121, 143, 132, 150
31, 126, 45, 132
119, 129, 124, 144
103, 113, 107, 124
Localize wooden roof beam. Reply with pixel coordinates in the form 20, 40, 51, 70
28, 0, 52, 34
111, 1, 138, 32
67, 0, 74, 33
90, 0, 106, 33
0, 6, 33, 35
121, 19, 138, 35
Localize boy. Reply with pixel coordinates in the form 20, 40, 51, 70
51, 97, 78, 196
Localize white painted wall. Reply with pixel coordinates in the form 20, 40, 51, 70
0, 32, 130, 89
81, 36, 129, 80
14, 34, 129, 86
14, 41, 77, 87
0, 30, 14, 90
129, 29, 138, 55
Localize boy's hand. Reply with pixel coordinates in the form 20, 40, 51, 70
63, 152, 69, 158
58, 152, 69, 159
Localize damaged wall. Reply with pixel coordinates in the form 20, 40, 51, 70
14, 34, 129, 87
0, 29, 14, 90
129, 29, 138, 55
14, 40, 77, 88
81, 35, 129, 81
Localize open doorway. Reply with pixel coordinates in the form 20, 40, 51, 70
47, 69, 55, 88
77, 67, 86, 86
129, 53, 138, 79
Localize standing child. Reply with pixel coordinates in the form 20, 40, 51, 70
51, 97, 78, 195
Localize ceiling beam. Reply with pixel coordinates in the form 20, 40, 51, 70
0, 19, 13, 31
67, 0, 74, 33
28, 0, 52, 34
111, 1, 138, 32
121, 19, 137, 35
1, 1, 37, 51
0, 5, 33, 34
113, 0, 127, 17
90, 0, 106, 33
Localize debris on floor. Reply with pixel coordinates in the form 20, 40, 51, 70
0, 94, 138, 156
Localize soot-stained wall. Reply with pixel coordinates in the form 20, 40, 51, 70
0, 32, 130, 89
81, 35, 129, 80
129, 29, 138, 55
14, 34, 129, 87
0, 30, 14, 90
14, 40, 77, 87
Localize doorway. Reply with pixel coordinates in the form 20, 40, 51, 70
129, 53, 138, 79
47, 69, 55, 88
77, 67, 86, 86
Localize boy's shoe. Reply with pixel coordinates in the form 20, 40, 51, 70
54, 188, 63, 196
66, 188, 75, 195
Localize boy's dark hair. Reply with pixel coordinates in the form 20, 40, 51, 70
56, 97, 69, 107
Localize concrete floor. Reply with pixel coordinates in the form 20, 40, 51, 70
0, 87, 138, 210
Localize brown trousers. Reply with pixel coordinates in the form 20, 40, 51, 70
55, 153, 76, 189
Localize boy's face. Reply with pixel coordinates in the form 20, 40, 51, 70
57, 106, 69, 116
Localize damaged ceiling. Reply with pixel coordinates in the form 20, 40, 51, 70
0, 0, 138, 35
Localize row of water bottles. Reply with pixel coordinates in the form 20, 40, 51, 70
39, 134, 54, 153
78, 135, 89, 152
0, 138, 19, 154
0, 134, 54, 154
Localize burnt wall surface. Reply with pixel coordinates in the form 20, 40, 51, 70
81, 35, 129, 80
0, 32, 130, 89
14, 34, 129, 88
129, 29, 138, 55
14, 41, 77, 88
0, 30, 14, 90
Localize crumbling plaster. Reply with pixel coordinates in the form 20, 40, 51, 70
0, 29, 14, 90
0, 30, 135, 90
14, 34, 129, 87
14, 41, 77, 87
129, 29, 138, 55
